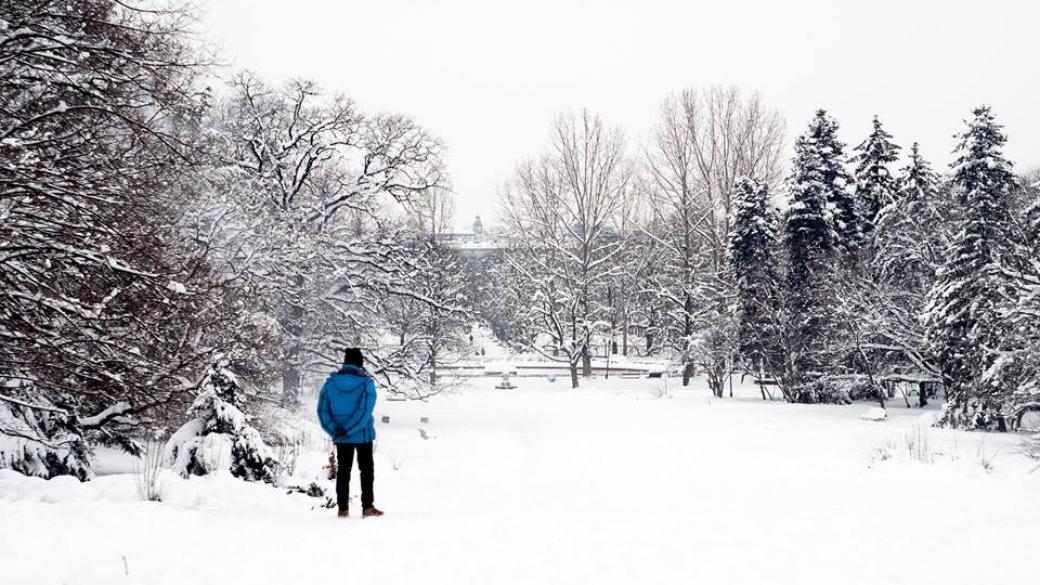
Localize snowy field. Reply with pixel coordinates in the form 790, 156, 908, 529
2, 376, 1038, 585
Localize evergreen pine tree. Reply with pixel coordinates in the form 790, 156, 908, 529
853, 116, 901, 238
873, 143, 946, 290
798, 111, 859, 259
784, 112, 842, 384
926, 107, 1019, 430
730, 178, 783, 377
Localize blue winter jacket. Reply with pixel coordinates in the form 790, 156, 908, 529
317, 365, 377, 444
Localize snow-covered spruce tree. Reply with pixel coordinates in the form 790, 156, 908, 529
796, 111, 859, 263
926, 107, 1020, 430
165, 361, 280, 482
852, 116, 901, 241
729, 178, 785, 383
986, 175, 1040, 430
783, 112, 843, 395
874, 143, 949, 291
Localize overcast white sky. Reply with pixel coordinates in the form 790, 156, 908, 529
201, 0, 1037, 230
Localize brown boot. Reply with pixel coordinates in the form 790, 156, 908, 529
362, 506, 384, 518
337, 507, 349, 518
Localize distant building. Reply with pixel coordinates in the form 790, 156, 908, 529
436, 215, 508, 259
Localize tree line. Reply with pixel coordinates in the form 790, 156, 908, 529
488, 91, 1040, 434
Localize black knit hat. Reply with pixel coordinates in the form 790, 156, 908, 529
343, 347, 364, 368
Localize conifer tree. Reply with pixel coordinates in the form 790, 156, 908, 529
798, 111, 859, 259
926, 107, 1019, 430
853, 116, 901, 238
164, 361, 281, 482
730, 178, 783, 378
784, 111, 843, 383
873, 143, 946, 291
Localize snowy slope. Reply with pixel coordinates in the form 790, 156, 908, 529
1, 376, 1037, 585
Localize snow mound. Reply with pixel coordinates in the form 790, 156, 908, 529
860, 407, 888, 422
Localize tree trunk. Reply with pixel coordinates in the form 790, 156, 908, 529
622, 312, 629, 356
570, 361, 580, 389
281, 273, 306, 406
581, 345, 592, 377
429, 347, 438, 387
281, 358, 301, 405
707, 364, 724, 397
682, 362, 694, 387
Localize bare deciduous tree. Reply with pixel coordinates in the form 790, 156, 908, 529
501, 110, 633, 388
211, 73, 447, 404
644, 87, 785, 387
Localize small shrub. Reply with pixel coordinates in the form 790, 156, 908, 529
287, 481, 326, 498
869, 427, 934, 464
274, 434, 302, 477
976, 441, 998, 473
134, 440, 164, 502
901, 426, 933, 464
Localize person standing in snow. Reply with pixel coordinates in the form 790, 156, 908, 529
317, 348, 384, 518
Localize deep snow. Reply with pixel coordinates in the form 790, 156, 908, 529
2, 376, 1038, 585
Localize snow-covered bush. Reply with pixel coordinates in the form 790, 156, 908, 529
0, 396, 91, 481
790, 377, 856, 405
842, 376, 885, 402
791, 375, 885, 404
273, 435, 302, 478
164, 362, 280, 483
936, 400, 1007, 432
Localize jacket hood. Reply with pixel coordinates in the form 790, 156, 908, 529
327, 365, 370, 395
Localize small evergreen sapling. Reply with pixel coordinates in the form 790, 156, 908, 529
164, 361, 280, 482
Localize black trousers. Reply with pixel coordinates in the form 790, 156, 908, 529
336, 442, 374, 510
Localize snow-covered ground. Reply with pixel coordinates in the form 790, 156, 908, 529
2, 376, 1038, 584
